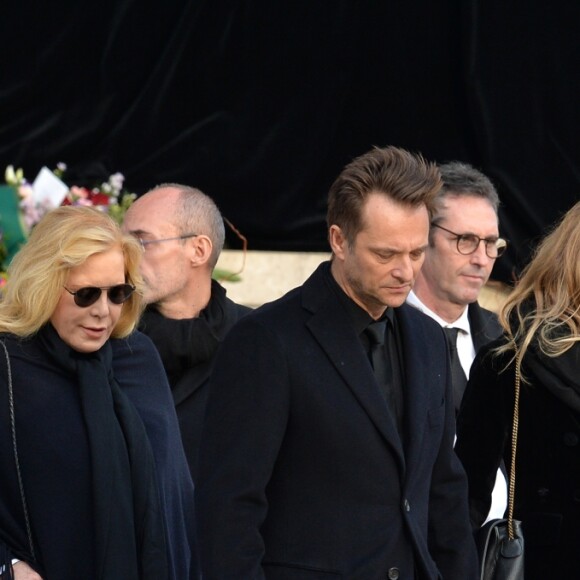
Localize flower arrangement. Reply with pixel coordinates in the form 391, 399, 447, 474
1, 164, 245, 284
5, 163, 136, 227
2, 163, 136, 272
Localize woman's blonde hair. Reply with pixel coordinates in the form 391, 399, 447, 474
498, 200, 580, 363
0, 205, 144, 338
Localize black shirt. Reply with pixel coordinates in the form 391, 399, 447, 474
324, 263, 405, 438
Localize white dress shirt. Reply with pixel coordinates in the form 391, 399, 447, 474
406, 290, 508, 522
406, 292, 474, 377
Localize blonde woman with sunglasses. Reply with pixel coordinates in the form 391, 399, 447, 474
0, 206, 198, 579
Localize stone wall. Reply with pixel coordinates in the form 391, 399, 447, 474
216, 250, 511, 313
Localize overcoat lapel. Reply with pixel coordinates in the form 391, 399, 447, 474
395, 306, 435, 476
469, 302, 502, 352
172, 365, 209, 406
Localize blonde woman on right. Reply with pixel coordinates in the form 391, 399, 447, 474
455, 200, 580, 579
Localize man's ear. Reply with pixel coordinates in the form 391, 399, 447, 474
328, 225, 347, 260
189, 235, 213, 267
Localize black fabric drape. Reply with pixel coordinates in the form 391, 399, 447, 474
1, 1, 579, 283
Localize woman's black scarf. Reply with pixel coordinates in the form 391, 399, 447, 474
38, 324, 169, 579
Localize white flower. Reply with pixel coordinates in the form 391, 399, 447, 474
108, 172, 125, 195
5, 165, 24, 185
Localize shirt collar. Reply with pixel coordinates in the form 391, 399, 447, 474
406, 290, 471, 335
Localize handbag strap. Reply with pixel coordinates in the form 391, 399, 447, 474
1, 340, 36, 561
506, 343, 521, 540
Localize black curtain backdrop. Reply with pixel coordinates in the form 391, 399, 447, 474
1, 1, 579, 284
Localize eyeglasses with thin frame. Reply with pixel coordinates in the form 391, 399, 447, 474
64, 284, 136, 308
137, 233, 198, 249
431, 223, 508, 258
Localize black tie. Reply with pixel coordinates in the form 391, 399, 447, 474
443, 327, 468, 413
365, 319, 404, 436
365, 320, 389, 387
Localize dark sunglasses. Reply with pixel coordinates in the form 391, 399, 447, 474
64, 284, 136, 307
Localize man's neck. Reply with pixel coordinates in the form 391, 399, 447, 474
408, 289, 467, 325
330, 259, 387, 320
154, 278, 212, 320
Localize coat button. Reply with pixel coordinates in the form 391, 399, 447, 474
403, 499, 410, 512
563, 432, 578, 446
387, 567, 400, 579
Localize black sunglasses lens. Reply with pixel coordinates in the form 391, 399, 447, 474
74, 287, 102, 307
108, 284, 135, 304
72, 284, 134, 307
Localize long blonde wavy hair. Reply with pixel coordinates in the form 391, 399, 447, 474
497, 200, 580, 364
0, 205, 145, 338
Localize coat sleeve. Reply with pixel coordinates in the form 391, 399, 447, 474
455, 343, 512, 528
195, 316, 290, 579
424, 334, 479, 579
0, 340, 41, 576
112, 331, 200, 580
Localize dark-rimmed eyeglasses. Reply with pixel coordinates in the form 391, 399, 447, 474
137, 233, 198, 249
431, 223, 507, 258
64, 284, 136, 307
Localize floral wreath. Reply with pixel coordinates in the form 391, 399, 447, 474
1, 163, 136, 275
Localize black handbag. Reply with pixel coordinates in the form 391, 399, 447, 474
476, 518, 524, 580
475, 346, 524, 580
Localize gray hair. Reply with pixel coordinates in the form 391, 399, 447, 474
154, 183, 225, 268
432, 162, 500, 221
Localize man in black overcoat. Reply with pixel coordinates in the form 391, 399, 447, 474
406, 161, 506, 520
196, 146, 478, 579
123, 184, 250, 481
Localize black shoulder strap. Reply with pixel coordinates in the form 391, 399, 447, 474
0, 340, 36, 561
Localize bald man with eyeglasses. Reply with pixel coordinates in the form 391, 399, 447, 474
406, 160, 508, 523
122, 184, 251, 482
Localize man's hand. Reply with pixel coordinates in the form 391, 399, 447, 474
12, 561, 43, 580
